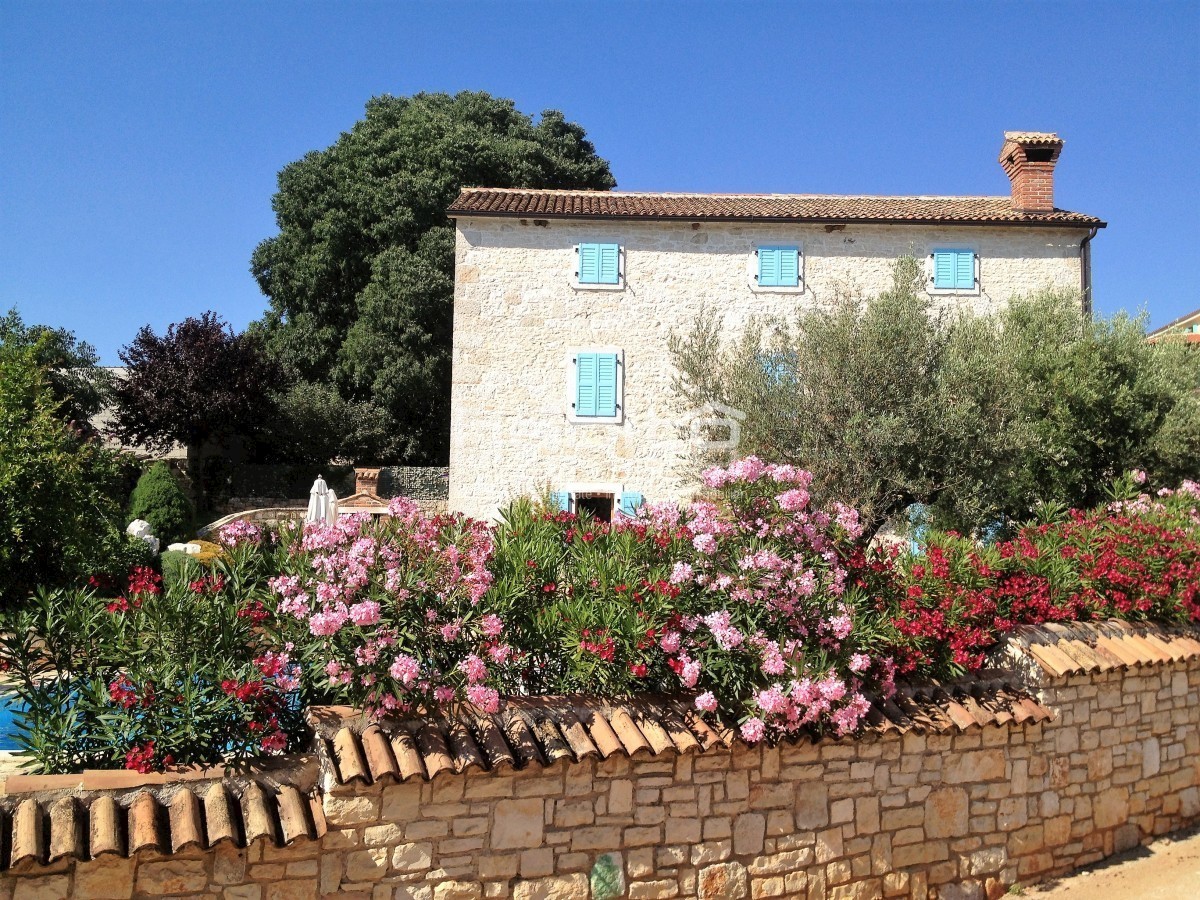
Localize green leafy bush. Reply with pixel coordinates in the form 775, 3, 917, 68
127, 462, 194, 545
0, 341, 133, 606
0, 565, 305, 774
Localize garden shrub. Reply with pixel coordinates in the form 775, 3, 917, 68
0, 341, 133, 606
127, 461, 194, 545
7, 460, 1196, 773
875, 473, 1200, 678
0, 564, 305, 774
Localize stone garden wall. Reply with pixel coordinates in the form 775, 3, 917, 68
2, 625, 1197, 900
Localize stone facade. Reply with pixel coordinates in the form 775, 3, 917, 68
3, 651, 1196, 899
447, 218, 1089, 520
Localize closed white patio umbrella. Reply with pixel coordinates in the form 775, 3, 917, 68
306, 476, 338, 525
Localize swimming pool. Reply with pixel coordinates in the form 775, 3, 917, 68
0, 693, 25, 751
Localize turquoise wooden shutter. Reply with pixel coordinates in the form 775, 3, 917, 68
598, 244, 620, 284
933, 251, 956, 289
575, 353, 598, 416
596, 354, 619, 417
778, 248, 800, 287
758, 247, 798, 287
578, 243, 619, 284
551, 491, 570, 512
757, 247, 781, 286
954, 251, 975, 290
578, 244, 600, 283
619, 491, 644, 517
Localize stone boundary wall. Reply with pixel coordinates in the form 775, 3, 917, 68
2, 657, 1197, 899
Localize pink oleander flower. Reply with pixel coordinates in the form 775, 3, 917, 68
659, 631, 682, 654
480, 614, 505, 638
440, 621, 462, 641
349, 600, 381, 626
692, 533, 718, 555
487, 643, 512, 664
776, 489, 810, 513
681, 657, 701, 689
388, 654, 421, 686
669, 561, 694, 584
849, 653, 871, 674
434, 686, 455, 703
219, 519, 262, 547
695, 691, 718, 713
459, 654, 487, 684
740, 717, 766, 743
1131, 469, 1148, 485
309, 604, 350, 636
755, 687, 788, 715
466, 684, 501, 714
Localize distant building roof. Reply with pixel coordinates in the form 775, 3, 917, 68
448, 188, 1105, 228
1147, 308, 1200, 344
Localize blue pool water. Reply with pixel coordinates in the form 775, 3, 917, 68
0, 694, 24, 751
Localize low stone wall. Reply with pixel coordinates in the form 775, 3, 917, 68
1, 624, 1197, 900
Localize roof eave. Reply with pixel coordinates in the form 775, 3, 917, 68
448, 209, 1106, 229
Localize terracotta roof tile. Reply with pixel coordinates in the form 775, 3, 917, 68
448, 188, 1104, 227
0, 778, 320, 869
312, 684, 1051, 788
1008, 620, 1200, 677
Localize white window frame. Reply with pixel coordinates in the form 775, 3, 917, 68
566, 347, 625, 425
572, 242, 626, 292
748, 244, 805, 293
926, 247, 981, 296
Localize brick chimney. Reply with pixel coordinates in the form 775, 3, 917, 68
999, 132, 1064, 213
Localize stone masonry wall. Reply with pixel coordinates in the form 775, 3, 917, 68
447, 218, 1086, 520
3, 656, 1195, 900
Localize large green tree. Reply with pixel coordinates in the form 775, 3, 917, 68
0, 308, 113, 426
251, 91, 616, 464
0, 340, 145, 605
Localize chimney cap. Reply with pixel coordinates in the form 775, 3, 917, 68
1001, 131, 1064, 146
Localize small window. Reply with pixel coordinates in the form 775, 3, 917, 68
577, 243, 621, 285
931, 249, 976, 291
756, 246, 801, 288
568, 349, 623, 423
575, 493, 614, 523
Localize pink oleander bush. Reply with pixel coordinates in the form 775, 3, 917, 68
257, 499, 509, 717
252, 459, 895, 743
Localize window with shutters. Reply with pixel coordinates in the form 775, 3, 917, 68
751, 245, 803, 291
567, 348, 624, 424
574, 242, 623, 289
928, 249, 979, 293
549, 484, 638, 522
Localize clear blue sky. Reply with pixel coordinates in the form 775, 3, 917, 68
2, 1, 1197, 363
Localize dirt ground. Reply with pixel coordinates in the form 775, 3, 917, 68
1026, 826, 1200, 899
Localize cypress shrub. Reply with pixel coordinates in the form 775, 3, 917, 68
127, 462, 194, 545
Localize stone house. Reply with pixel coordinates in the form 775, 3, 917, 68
446, 132, 1105, 521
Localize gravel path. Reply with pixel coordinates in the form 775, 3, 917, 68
1027, 826, 1200, 899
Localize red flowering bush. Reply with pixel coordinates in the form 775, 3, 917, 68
0, 564, 305, 774
877, 474, 1200, 678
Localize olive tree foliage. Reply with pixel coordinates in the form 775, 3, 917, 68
669, 258, 1200, 537
670, 258, 1028, 536
994, 294, 1200, 512
251, 91, 616, 464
